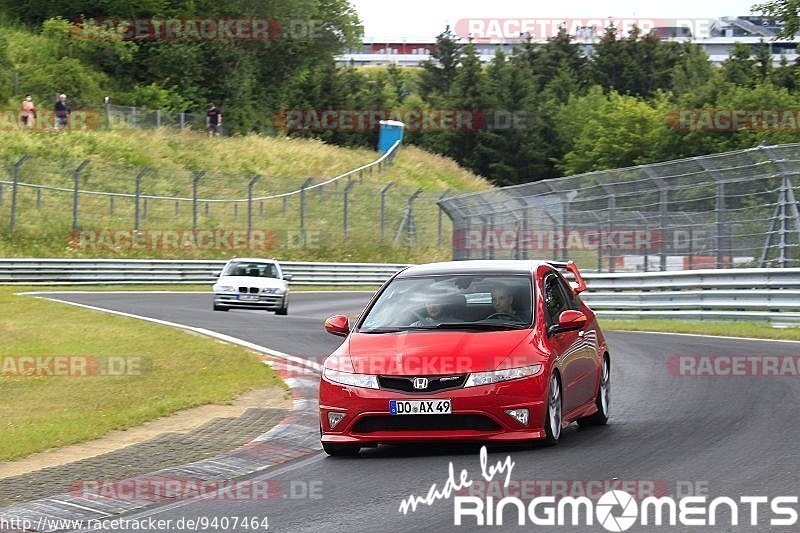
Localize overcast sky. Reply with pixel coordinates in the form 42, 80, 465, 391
350, 0, 761, 39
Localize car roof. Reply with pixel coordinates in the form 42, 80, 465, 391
396, 260, 553, 277
226, 257, 278, 264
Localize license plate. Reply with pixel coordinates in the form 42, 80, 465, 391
238, 294, 260, 301
389, 399, 451, 415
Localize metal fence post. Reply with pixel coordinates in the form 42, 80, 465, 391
143, 198, 148, 221
394, 189, 422, 248
247, 174, 261, 244
110, 196, 115, 215
180, 112, 185, 129
192, 171, 205, 232
9, 155, 31, 234
343, 179, 357, 243
36, 188, 42, 210
380, 182, 395, 244
72, 160, 90, 233
133, 167, 149, 231
437, 189, 450, 246
716, 182, 725, 269
155, 109, 161, 128
131, 106, 137, 127
299, 177, 313, 247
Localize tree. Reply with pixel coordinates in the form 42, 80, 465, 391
754, 0, 800, 38
721, 42, 758, 87
418, 27, 462, 104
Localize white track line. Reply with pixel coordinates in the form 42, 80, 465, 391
28, 295, 322, 371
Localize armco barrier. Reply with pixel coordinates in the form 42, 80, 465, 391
0, 259, 409, 286
579, 267, 800, 326
0, 260, 797, 324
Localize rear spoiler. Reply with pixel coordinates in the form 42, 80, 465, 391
545, 260, 588, 294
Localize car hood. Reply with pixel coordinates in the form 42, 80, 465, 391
337, 330, 533, 376
214, 276, 286, 289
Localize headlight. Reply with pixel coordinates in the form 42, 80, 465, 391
215, 285, 235, 292
262, 287, 285, 294
323, 367, 379, 389
464, 364, 542, 388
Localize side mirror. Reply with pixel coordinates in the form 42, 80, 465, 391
324, 315, 350, 337
283, 273, 293, 281
548, 309, 587, 337
213, 271, 222, 278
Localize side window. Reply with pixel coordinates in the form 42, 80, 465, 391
556, 276, 580, 311
544, 275, 568, 325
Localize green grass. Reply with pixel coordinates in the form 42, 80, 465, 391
0, 286, 287, 461
0, 129, 490, 262
600, 318, 800, 342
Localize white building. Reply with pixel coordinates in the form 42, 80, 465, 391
336, 16, 800, 67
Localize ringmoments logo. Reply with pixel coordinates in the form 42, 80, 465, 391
396, 447, 799, 529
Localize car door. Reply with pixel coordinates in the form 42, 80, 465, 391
554, 275, 600, 410
543, 273, 584, 413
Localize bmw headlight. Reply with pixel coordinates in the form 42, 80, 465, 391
215, 285, 235, 292
464, 364, 542, 387
323, 367, 379, 389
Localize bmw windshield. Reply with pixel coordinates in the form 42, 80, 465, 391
359, 274, 534, 332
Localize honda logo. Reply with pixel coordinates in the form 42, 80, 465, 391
412, 377, 428, 390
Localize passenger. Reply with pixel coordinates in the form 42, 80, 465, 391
410, 297, 458, 327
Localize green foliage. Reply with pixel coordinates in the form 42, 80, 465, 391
4, 3, 800, 188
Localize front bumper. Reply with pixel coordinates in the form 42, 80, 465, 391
214, 293, 286, 310
319, 372, 549, 445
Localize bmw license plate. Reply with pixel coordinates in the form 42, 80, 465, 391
238, 294, 260, 301
389, 399, 451, 415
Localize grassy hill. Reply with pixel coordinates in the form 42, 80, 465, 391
0, 129, 491, 262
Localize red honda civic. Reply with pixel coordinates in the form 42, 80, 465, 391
319, 260, 610, 456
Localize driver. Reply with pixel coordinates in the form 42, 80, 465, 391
489, 285, 525, 322
410, 295, 458, 327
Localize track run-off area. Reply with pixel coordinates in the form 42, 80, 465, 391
9, 291, 800, 532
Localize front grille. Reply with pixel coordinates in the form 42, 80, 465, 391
378, 375, 468, 393
238, 287, 259, 294
353, 414, 501, 433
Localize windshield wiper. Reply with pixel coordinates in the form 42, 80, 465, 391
359, 327, 408, 334
429, 322, 528, 331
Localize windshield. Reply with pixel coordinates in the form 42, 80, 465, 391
359, 274, 533, 332
223, 261, 279, 278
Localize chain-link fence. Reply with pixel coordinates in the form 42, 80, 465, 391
440, 143, 800, 271
0, 142, 455, 254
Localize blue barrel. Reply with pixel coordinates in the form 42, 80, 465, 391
377, 120, 404, 153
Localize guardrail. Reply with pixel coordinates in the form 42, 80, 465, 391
1, 261, 797, 325
579, 268, 800, 326
0, 259, 409, 286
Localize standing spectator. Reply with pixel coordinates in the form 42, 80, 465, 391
54, 94, 70, 129
206, 102, 222, 137
21, 95, 36, 128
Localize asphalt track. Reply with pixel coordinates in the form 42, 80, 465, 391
35, 292, 800, 532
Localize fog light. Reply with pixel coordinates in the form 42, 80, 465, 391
327, 412, 345, 429
505, 408, 529, 426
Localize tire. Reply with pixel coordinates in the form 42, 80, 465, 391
275, 296, 288, 315
578, 356, 610, 427
213, 303, 228, 312
542, 372, 563, 446
322, 442, 360, 456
